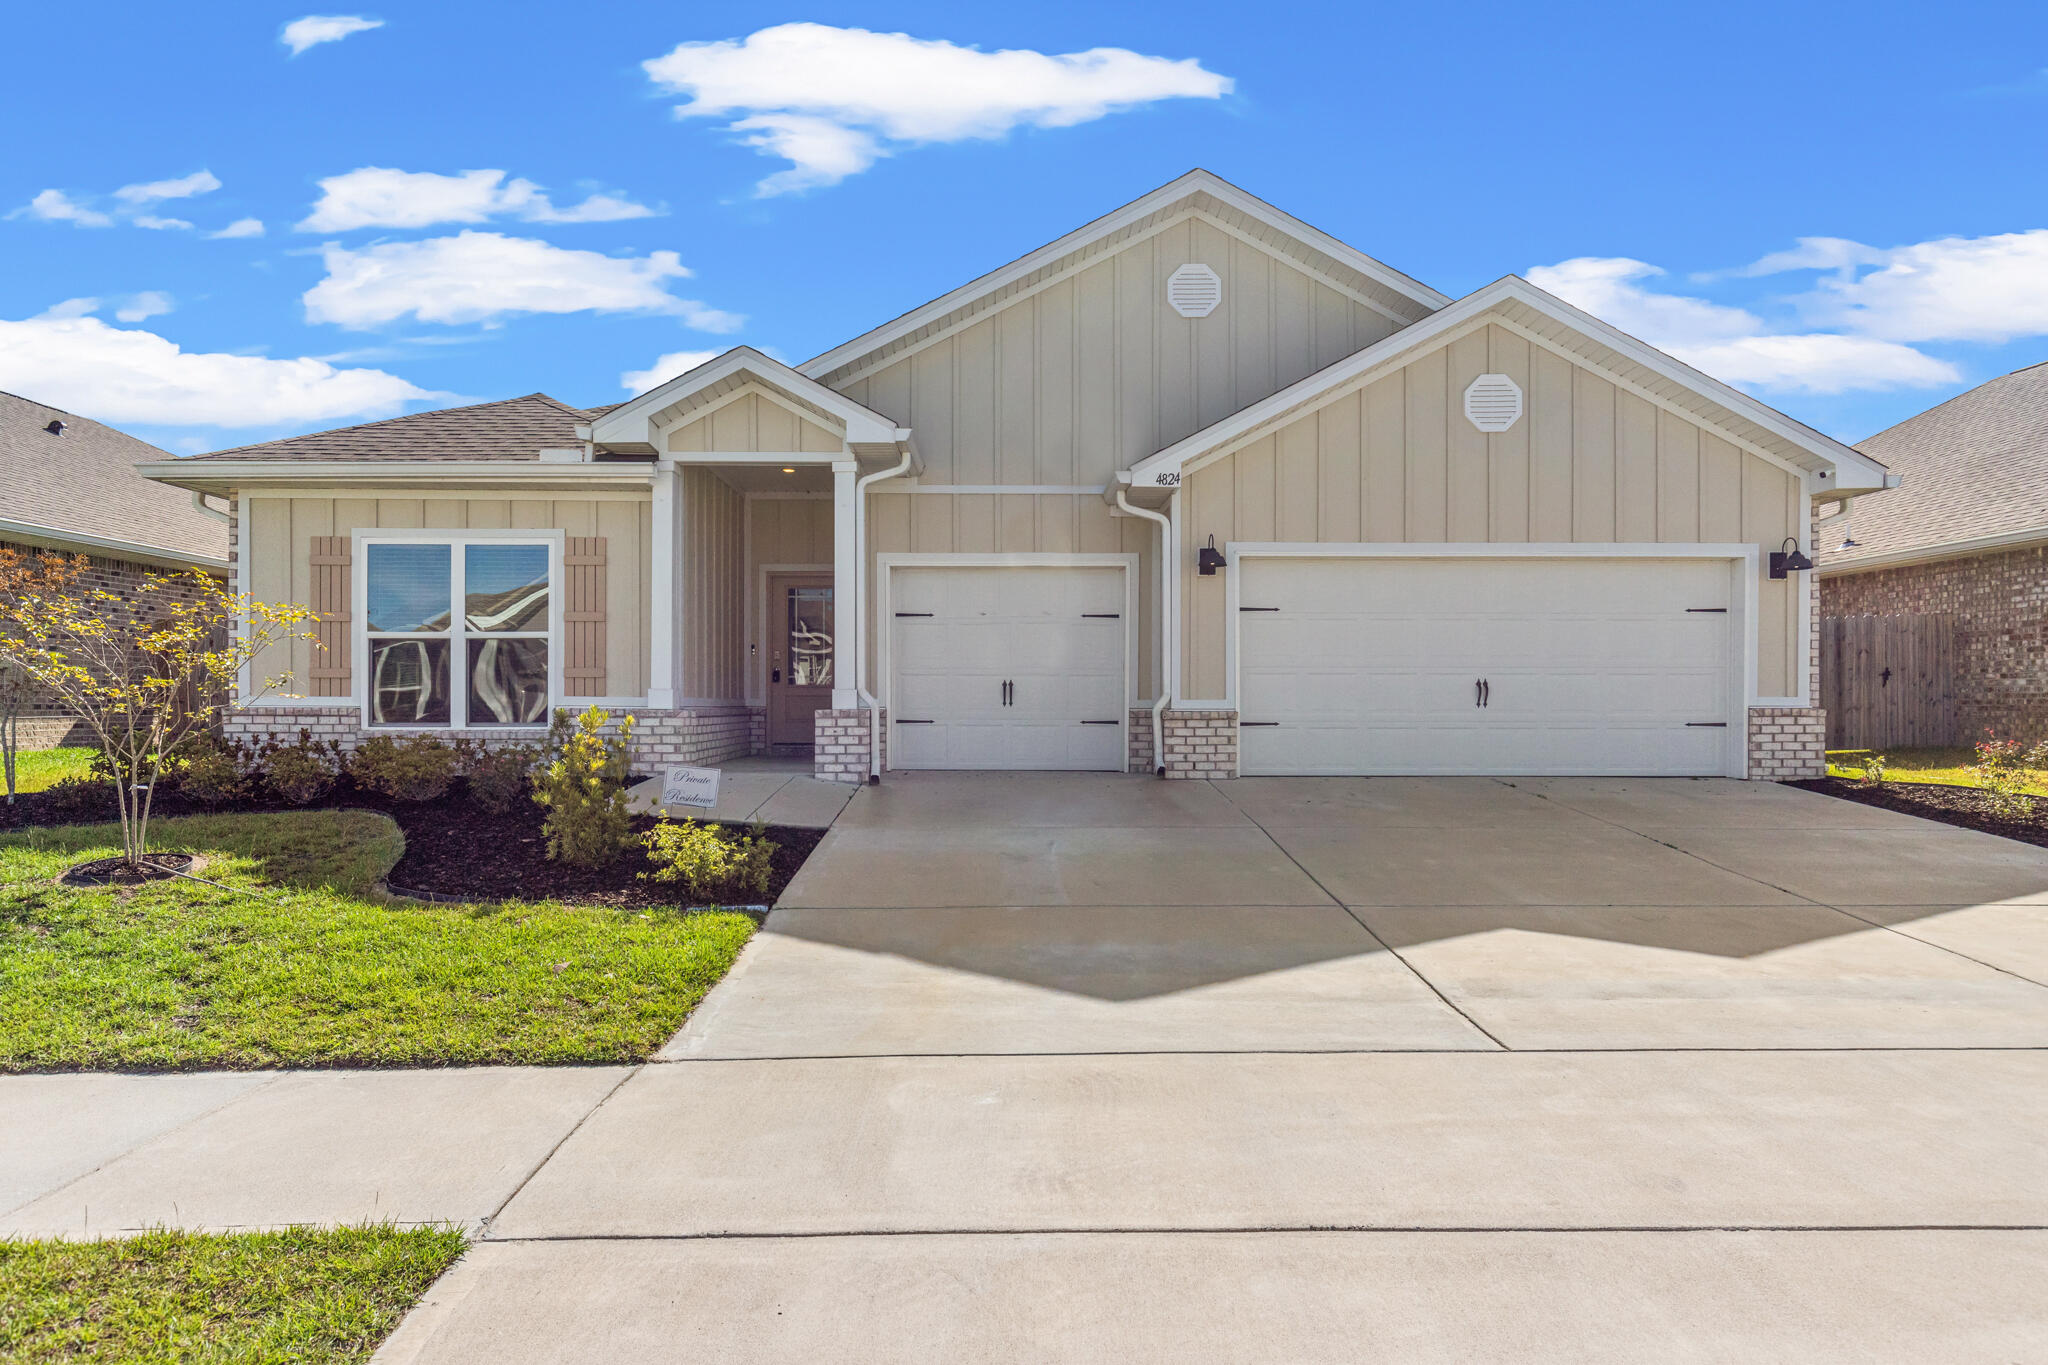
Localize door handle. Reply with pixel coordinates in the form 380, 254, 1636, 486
1482, 678, 1490, 707
1476, 678, 1483, 709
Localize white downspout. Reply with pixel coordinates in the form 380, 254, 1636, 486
853, 450, 914, 783
191, 491, 228, 523
1115, 487, 1175, 777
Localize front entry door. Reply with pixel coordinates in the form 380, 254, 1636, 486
767, 574, 834, 747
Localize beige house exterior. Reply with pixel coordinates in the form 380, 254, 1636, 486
143, 171, 1891, 782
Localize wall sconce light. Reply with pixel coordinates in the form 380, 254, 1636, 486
1768, 536, 1814, 579
1198, 534, 1227, 576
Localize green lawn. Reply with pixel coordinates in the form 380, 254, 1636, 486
1827, 746, 2048, 794
0, 1224, 465, 1363
5, 747, 97, 795
0, 811, 755, 1070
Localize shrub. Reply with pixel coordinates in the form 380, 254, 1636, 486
643, 817, 777, 901
260, 730, 344, 806
1971, 733, 2048, 818
1862, 753, 1888, 786
466, 743, 539, 815
350, 733, 461, 802
177, 735, 254, 809
37, 775, 117, 823
532, 706, 637, 867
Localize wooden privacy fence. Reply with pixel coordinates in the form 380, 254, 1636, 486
1820, 614, 1957, 749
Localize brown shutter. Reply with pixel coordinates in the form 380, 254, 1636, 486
307, 537, 352, 697
564, 536, 607, 696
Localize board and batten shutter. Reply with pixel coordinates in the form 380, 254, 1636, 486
563, 537, 607, 696
307, 537, 352, 697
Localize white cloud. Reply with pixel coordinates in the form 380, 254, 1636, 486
282, 14, 383, 56
210, 217, 266, 239
131, 214, 194, 231
1785, 230, 2048, 345
643, 23, 1232, 194
114, 170, 221, 204
302, 231, 745, 331
13, 189, 112, 227
115, 292, 175, 323
1527, 256, 1959, 394
297, 167, 656, 232
0, 303, 439, 427
621, 350, 723, 395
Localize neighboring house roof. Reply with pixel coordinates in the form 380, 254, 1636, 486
798, 168, 1451, 387
0, 390, 228, 569
1122, 276, 1894, 497
185, 393, 592, 463
1821, 361, 2048, 573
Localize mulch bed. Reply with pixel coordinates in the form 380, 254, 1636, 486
1790, 776, 2048, 850
2, 776, 824, 909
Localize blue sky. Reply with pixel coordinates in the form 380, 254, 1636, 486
4, 1, 2047, 455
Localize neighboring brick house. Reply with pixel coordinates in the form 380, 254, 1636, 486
1819, 362, 2048, 744
0, 391, 230, 747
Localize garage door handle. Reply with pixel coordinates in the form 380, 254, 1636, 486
1080, 719, 1119, 725
1482, 679, 1490, 707
894, 612, 933, 617
1685, 721, 1727, 728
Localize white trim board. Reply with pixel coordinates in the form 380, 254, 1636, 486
1219, 542, 1761, 778
875, 552, 1141, 772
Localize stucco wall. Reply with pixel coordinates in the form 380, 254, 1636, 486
1822, 544, 2048, 742
1176, 323, 1808, 700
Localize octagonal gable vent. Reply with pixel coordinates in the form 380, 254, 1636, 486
1463, 373, 1524, 432
1167, 263, 1222, 318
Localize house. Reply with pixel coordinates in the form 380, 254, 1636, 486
139, 171, 1890, 782
1819, 362, 2048, 744
0, 391, 231, 747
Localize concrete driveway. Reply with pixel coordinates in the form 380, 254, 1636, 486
376, 774, 2048, 1362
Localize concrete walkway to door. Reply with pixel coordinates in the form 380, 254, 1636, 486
380, 773, 2048, 1362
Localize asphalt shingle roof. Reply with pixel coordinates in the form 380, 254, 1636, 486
0, 391, 227, 565
185, 393, 592, 463
1823, 362, 2048, 569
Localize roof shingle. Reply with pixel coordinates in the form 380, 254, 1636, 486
0, 391, 227, 565
1823, 362, 2048, 568
184, 393, 592, 463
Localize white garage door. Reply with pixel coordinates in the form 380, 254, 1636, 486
1238, 557, 1739, 777
890, 565, 1128, 770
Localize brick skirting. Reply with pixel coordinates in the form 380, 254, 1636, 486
223, 703, 760, 770
1161, 709, 1238, 779
813, 708, 886, 784
1746, 706, 1827, 780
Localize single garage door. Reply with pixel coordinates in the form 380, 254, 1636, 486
890, 565, 1128, 770
1238, 557, 1739, 776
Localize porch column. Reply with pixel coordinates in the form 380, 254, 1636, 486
647, 462, 678, 708
831, 458, 858, 711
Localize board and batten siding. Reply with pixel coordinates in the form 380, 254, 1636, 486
665, 390, 842, 454
744, 496, 834, 704
680, 468, 746, 701
241, 492, 653, 702
864, 490, 1160, 699
832, 215, 1403, 487
1178, 323, 1805, 699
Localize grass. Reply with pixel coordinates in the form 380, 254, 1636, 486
1826, 746, 2048, 794
5, 747, 97, 796
0, 1224, 465, 1363
0, 810, 755, 1071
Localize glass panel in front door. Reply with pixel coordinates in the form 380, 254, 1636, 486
786, 587, 833, 686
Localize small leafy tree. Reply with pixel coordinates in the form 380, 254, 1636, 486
0, 559, 315, 867
0, 550, 88, 803
532, 706, 638, 867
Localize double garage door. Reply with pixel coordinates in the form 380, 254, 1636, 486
1238, 557, 1740, 777
889, 565, 1129, 771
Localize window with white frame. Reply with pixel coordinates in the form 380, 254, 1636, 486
363, 538, 553, 728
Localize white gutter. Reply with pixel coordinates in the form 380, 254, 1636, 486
1821, 521, 2048, 576
0, 517, 229, 573
137, 460, 658, 490
853, 449, 916, 783
1115, 487, 1175, 776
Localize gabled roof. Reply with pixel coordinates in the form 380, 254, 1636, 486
799, 169, 1451, 387
1122, 276, 1894, 496
1821, 361, 2048, 572
590, 346, 910, 458
0, 390, 227, 569
182, 393, 592, 463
